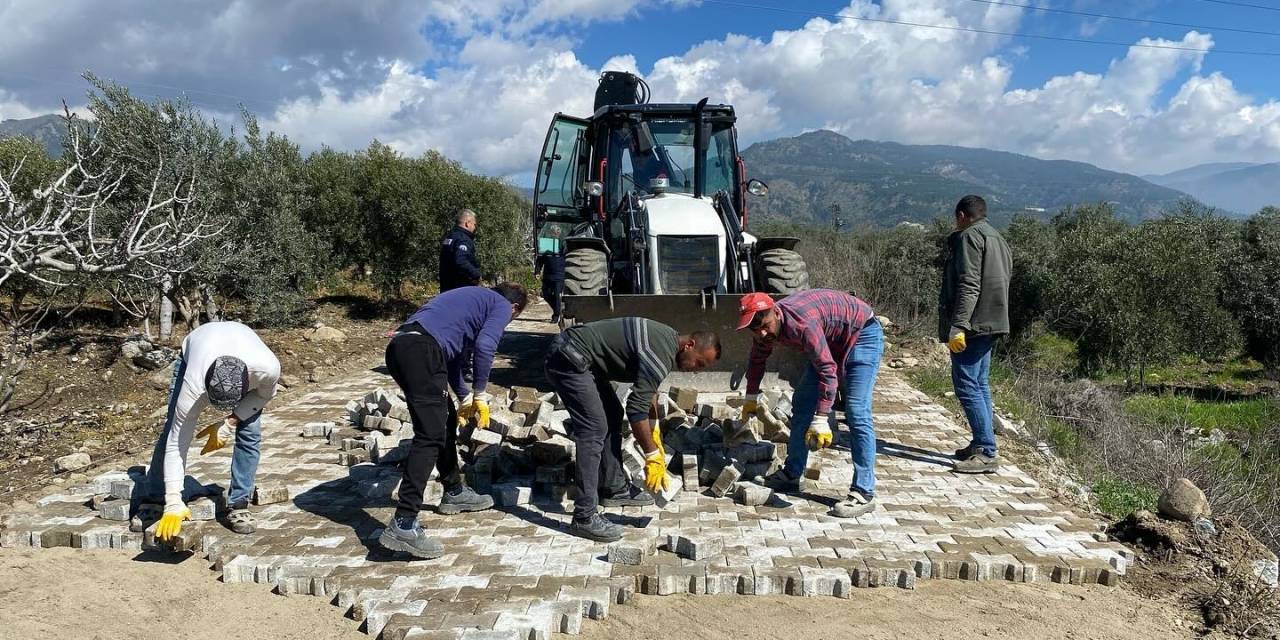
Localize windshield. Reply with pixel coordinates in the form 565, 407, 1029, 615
609, 119, 736, 208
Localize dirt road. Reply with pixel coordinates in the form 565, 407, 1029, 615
0, 547, 1195, 640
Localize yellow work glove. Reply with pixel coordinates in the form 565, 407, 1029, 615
643, 448, 669, 494
947, 327, 967, 354
457, 392, 492, 429
651, 423, 663, 452
739, 393, 769, 422
805, 415, 833, 451
156, 496, 191, 543
197, 418, 236, 455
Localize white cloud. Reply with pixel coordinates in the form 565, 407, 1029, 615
0, 0, 1277, 178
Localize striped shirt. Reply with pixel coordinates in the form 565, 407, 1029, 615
745, 289, 876, 415
565, 317, 679, 422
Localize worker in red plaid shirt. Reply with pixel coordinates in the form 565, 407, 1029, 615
736, 289, 884, 518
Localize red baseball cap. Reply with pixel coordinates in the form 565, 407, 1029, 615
737, 292, 775, 330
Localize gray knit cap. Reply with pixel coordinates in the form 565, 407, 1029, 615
206, 356, 248, 412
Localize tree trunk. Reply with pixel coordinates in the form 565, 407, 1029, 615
201, 284, 221, 323
159, 275, 174, 341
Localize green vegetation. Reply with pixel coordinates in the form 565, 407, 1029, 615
1091, 478, 1160, 520
1124, 395, 1279, 436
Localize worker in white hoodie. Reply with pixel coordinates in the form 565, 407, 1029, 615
132, 321, 280, 543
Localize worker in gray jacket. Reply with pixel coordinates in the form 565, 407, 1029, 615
545, 318, 721, 542
939, 195, 1012, 474
135, 321, 281, 542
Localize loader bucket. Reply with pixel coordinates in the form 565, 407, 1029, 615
561, 292, 807, 392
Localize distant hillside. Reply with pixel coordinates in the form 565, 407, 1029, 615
1145, 162, 1279, 215
0, 114, 65, 158
741, 130, 1194, 226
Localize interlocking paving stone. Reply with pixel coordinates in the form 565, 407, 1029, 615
1, 317, 1131, 637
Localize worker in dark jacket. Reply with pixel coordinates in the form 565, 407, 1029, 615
535, 225, 566, 322
439, 209, 482, 292
545, 318, 721, 542
377, 284, 527, 559
939, 195, 1012, 474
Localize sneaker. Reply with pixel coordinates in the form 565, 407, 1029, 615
378, 517, 444, 559
436, 485, 495, 515
760, 468, 800, 492
225, 507, 255, 534
953, 453, 1000, 474
954, 444, 982, 460
599, 484, 655, 507
830, 492, 876, 519
129, 502, 162, 533
568, 512, 623, 543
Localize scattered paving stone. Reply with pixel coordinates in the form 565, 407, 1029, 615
733, 482, 773, 507
668, 533, 723, 560
96, 498, 130, 521
709, 463, 743, 498
607, 542, 649, 565
252, 484, 289, 505
301, 421, 333, 438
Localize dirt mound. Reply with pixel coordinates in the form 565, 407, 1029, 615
1112, 510, 1279, 637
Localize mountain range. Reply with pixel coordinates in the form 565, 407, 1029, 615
1144, 162, 1280, 215
6, 114, 1274, 223
0, 114, 65, 158
740, 130, 1203, 226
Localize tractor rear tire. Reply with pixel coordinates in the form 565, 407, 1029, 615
564, 247, 608, 296
756, 248, 810, 294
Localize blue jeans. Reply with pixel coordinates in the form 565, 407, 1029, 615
145, 354, 263, 507
950, 334, 997, 457
784, 319, 883, 499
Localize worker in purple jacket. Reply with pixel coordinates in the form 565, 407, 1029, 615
377, 284, 527, 559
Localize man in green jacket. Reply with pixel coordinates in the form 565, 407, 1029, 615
939, 195, 1012, 473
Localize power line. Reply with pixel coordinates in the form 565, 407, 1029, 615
964, 0, 1280, 37
1194, 0, 1280, 13
697, 0, 1280, 56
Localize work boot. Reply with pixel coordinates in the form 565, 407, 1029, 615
378, 516, 444, 559
953, 453, 1000, 474
829, 492, 876, 519
129, 502, 162, 533
436, 485, 494, 515
599, 483, 655, 507
224, 504, 255, 534
760, 468, 800, 493
953, 444, 982, 460
568, 512, 623, 543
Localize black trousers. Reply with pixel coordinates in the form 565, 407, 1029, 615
385, 331, 462, 520
545, 351, 627, 520
542, 277, 564, 319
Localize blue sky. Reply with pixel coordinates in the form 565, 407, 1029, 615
1, 0, 1277, 177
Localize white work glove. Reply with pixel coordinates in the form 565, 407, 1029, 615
805, 414, 833, 451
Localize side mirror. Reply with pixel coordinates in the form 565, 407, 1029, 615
747, 179, 769, 197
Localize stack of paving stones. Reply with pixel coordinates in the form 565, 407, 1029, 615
326, 382, 803, 514
0, 341, 1134, 640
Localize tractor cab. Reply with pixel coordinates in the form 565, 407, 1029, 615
530, 72, 810, 381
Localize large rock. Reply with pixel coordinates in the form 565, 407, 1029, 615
1158, 477, 1211, 522
306, 325, 347, 343
120, 335, 153, 362
54, 452, 91, 473
133, 349, 175, 371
